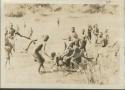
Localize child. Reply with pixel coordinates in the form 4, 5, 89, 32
50, 52, 64, 71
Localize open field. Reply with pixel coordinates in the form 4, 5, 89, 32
3, 4, 122, 87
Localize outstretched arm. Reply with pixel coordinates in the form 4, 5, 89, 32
15, 32, 31, 40
15, 25, 33, 40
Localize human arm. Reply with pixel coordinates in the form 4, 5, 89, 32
43, 42, 46, 53
25, 39, 37, 51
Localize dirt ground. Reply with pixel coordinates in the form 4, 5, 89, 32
4, 9, 121, 87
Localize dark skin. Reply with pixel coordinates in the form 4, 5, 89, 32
4, 25, 12, 67
5, 25, 17, 67
66, 42, 81, 69
51, 54, 64, 71
9, 25, 16, 38
6, 24, 34, 54
94, 27, 99, 44
25, 39, 37, 51
87, 25, 93, 41
63, 46, 74, 69
5, 44, 11, 67
80, 37, 87, 51
34, 36, 49, 74
35, 43, 45, 73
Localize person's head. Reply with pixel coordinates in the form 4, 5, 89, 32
71, 27, 75, 33
43, 35, 49, 42
51, 52, 56, 60
88, 24, 92, 27
88, 25, 92, 30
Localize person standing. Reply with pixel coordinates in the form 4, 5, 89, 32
87, 25, 93, 42
33, 35, 49, 74
93, 24, 99, 44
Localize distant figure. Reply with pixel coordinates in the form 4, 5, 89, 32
93, 24, 99, 44
4, 23, 18, 67
87, 25, 93, 42
102, 29, 109, 47
80, 36, 87, 53
81, 29, 86, 39
57, 18, 60, 27
33, 35, 49, 74
5, 34, 14, 67
80, 29, 87, 49
71, 27, 78, 40
63, 27, 79, 50
7, 23, 16, 39
5, 23, 18, 63
70, 27, 80, 47
63, 35, 72, 51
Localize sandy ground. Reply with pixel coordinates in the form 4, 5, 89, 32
4, 13, 121, 87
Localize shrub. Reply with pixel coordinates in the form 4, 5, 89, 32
5, 10, 25, 17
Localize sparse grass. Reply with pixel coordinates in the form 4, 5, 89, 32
4, 4, 120, 86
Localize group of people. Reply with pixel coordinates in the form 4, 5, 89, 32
48, 25, 109, 73
4, 22, 110, 74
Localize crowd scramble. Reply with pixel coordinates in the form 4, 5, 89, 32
5, 20, 121, 84
4, 22, 111, 76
